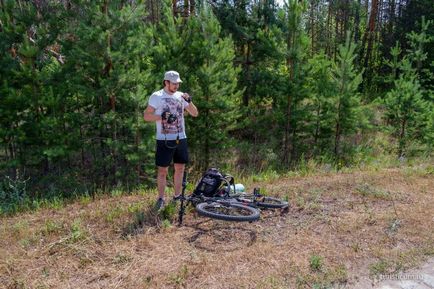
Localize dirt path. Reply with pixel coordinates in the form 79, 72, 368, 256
353, 257, 434, 289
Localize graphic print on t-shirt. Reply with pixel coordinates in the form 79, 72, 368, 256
161, 97, 184, 134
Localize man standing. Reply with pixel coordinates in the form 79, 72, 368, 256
143, 71, 198, 209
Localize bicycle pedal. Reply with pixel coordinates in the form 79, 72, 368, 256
280, 205, 289, 214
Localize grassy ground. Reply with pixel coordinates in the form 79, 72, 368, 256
0, 165, 433, 289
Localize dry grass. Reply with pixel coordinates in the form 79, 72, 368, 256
0, 166, 433, 289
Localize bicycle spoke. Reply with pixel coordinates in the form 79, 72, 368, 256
196, 202, 260, 222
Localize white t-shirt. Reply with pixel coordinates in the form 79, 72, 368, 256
148, 89, 190, 140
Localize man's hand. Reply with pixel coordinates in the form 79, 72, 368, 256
182, 93, 192, 103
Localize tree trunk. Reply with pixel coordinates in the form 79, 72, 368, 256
290, 124, 297, 167
284, 30, 294, 166
365, 0, 379, 66
204, 134, 210, 170
102, 1, 117, 186
326, 3, 332, 57
9, 138, 15, 165
334, 5, 339, 60
0, 0, 6, 13
146, 0, 160, 23
110, 92, 117, 186
314, 104, 321, 148
344, 0, 350, 36
398, 117, 407, 157
284, 93, 292, 166
203, 105, 210, 170
134, 102, 142, 185
334, 111, 341, 161
172, 0, 177, 16
397, 0, 404, 18
203, 60, 210, 169
190, 0, 195, 15
361, 0, 379, 87
310, 0, 315, 55
354, 0, 361, 43
183, 0, 188, 16
389, 0, 396, 35
242, 42, 252, 107
80, 126, 85, 170
334, 84, 344, 161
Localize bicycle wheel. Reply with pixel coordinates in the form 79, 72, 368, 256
196, 202, 260, 222
256, 197, 288, 209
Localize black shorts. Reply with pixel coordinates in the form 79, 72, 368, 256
155, 139, 189, 167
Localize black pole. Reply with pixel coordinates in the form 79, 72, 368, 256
178, 170, 188, 226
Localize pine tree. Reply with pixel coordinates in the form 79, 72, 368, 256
150, 0, 187, 75
1, 1, 159, 192
57, 1, 156, 190
396, 1, 434, 94
331, 32, 364, 163
384, 58, 428, 157
180, 2, 241, 169
146, 0, 241, 169
384, 21, 432, 157
306, 52, 336, 156
280, 0, 310, 166
0, 1, 68, 181
210, 0, 281, 107
405, 17, 433, 95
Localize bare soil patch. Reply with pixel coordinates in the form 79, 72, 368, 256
1, 166, 433, 288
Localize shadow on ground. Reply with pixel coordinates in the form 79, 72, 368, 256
121, 206, 161, 237
185, 219, 258, 252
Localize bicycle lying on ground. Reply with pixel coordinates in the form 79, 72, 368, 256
178, 169, 288, 225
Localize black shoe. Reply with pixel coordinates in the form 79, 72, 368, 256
172, 194, 182, 202
154, 198, 165, 210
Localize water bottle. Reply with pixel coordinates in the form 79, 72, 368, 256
231, 183, 245, 194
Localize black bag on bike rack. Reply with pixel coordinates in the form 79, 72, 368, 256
193, 168, 225, 197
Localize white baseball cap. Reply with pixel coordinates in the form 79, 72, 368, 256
164, 70, 183, 83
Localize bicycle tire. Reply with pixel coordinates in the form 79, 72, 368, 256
236, 195, 289, 209
195, 202, 260, 222
256, 197, 288, 209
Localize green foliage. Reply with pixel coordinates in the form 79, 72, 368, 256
384, 23, 432, 157
211, 0, 284, 106
356, 183, 391, 200
396, 2, 434, 94
306, 52, 336, 155
158, 201, 177, 223
42, 219, 64, 236
178, 3, 241, 169
59, 1, 156, 188
369, 259, 390, 276
0, 1, 156, 199
69, 218, 87, 243
0, 175, 29, 214
309, 254, 324, 271
277, 0, 311, 166
406, 17, 433, 73
331, 32, 365, 163
424, 111, 434, 152
384, 60, 428, 156
0, 0, 433, 210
